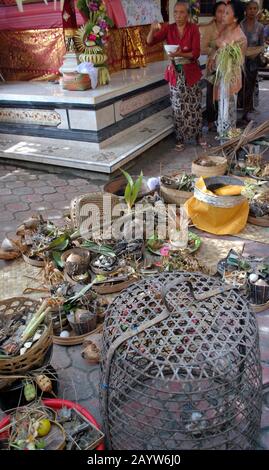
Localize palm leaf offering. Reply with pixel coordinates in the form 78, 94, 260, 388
215, 42, 244, 85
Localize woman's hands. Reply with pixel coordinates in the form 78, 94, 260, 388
149, 21, 162, 34
168, 47, 182, 58
147, 21, 162, 45
207, 56, 216, 73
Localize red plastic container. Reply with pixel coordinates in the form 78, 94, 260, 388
0, 398, 105, 450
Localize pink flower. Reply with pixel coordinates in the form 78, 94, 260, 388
160, 246, 170, 257
89, 2, 99, 11
89, 34, 97, 41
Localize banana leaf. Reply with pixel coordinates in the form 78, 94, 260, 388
47, 234, 70, 251
52, 251, 64, 269
81, 240, 116, 257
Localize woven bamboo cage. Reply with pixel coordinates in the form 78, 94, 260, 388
100, 272, 262, 450
0, 297, 52, 389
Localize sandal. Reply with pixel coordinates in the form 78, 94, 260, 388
196, 138, 208, 149
174, 143, 185, 152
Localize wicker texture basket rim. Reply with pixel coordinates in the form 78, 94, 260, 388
102, 272, 257, 367
194, 176, 246, 208
70, 191, 121, 230
0, 297, 52, 374
192, 156, 227, 178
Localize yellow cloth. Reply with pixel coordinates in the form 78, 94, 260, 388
185, 177, 249, 235
214, 185, 242, 196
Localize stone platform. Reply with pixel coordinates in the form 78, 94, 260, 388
0, 59, 207, 174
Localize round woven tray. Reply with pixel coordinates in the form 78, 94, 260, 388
22, 253, 45, 267
250, 300, 269, 313
53, 322, 103, 346
192, 156, 227, 178
248, 214, 269, 227
194, 176, 246, 208
0, 297, 52, 389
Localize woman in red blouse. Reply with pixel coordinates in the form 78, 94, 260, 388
147, 1, 203, 152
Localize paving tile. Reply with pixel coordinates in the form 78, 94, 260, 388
6, 202, 29, 212
0, 212, 14, 222
51, 345, 72, 369
5, 180, 25, 188
29, 202, 54, 211
0, 188, 12, 196
44, 192, 67, 202
47, 179, 68, 187
26, 180, 49, 188
34, 186, 57, 195
21, 194, 44, 203
13, 186, 34, 196
0, 195, 22, 204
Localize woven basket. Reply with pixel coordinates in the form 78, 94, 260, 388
160, 184, 193, 206
0, 297, 53, 386
192, 156, 227, 177
70, 192, 121, 232
194, 176, 246, 208
104, 176, 153, 200
248, 214, 269, 227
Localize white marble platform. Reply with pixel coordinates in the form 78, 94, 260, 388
0, 108, 173, 173
0, 58, 207, 173
0, 57, 207, 106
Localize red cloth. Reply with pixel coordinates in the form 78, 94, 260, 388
164, 63, 177, 86
103, 0, 127, 28
0, 3, 63, 30
150, 22, 202, 87
62, 0, 77, 30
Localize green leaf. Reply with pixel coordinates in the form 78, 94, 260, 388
47, 234, 70, 251
124, 182, 132, 208
65, 281, 95, 305
81, 241, 116, 257
130, 172, 143, 207
106, 17, 114, 27
121, 169, 134, 189
52, 251, 64, 269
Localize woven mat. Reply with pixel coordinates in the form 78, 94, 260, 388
0, 259, 48, 300
233, 224, 269, 244
196, 237, 245, 275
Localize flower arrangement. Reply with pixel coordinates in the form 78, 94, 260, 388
76, 0, 113, 86
189, 0, 200, 23
77, 0, 114, 48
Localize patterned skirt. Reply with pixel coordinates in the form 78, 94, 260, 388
169, 71, 202, 144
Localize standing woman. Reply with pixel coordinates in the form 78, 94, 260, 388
147, 1, 203, 152
209, 1, 247, 137
200, 1, 226, 130
240, 1, 264, 123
